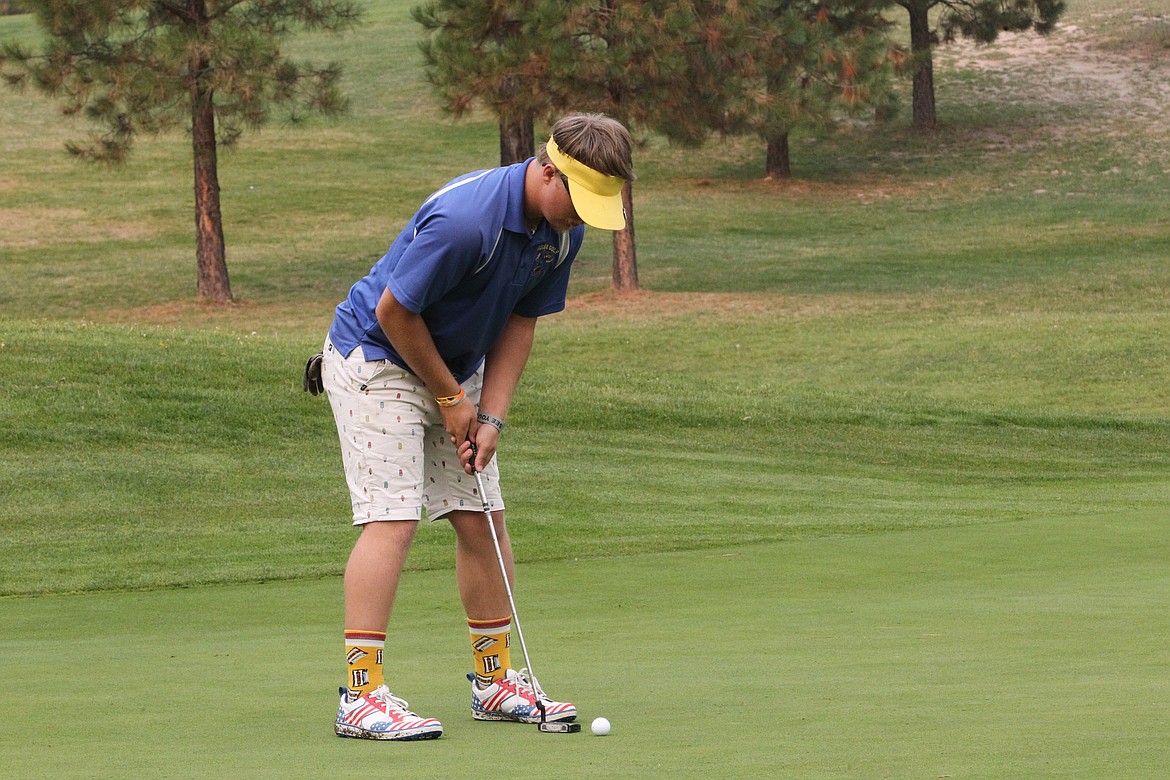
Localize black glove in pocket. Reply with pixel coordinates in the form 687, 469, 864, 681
303, 353, 324, 396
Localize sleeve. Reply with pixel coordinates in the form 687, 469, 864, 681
386, 206, 486, 314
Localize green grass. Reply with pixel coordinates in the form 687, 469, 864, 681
2, 0, 1169, 775
1, 511, 1167, 778
3, 308, 1167, 594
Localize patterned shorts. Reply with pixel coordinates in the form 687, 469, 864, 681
322, 338, 504, 524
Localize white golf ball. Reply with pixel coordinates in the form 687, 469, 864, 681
591, 716, 611, 736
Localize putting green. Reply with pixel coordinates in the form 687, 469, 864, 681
2, 510, 1167, 778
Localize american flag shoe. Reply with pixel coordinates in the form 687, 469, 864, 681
469, 668, 577, 724
335, 686, 443, 741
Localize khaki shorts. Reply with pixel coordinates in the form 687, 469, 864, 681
322, 338, 504, 524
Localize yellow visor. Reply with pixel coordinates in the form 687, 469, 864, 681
546, 136, 626, 231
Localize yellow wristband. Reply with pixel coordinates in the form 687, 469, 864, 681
435, 388, 465, 407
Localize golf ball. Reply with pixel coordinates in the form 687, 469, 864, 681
591, 717, 611, 736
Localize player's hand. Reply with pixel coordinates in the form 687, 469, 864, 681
439, 401, 477, 450
459, 424, 500, 474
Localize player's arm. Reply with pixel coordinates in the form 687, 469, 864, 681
375, 287, 476, 445
461, 313, 536, 473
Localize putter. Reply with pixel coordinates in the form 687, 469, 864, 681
469, 444, 581, 735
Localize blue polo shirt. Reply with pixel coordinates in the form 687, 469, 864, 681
328, 160, 584, 383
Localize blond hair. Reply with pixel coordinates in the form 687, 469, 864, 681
538, 113, 635, 182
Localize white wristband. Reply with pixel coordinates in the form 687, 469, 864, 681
476, 412, 505, 432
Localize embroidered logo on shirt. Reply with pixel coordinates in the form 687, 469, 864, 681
532, 243, 558, 279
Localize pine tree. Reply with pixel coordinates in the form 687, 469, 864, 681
1, 0, 360, 303
553, 0, 752, 289
729, 0, 899, 179
895, 0, 1065, 130
414, 0, 573, 164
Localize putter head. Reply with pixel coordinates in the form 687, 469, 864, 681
538, 722, 582, 734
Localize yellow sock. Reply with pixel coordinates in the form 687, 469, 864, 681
344, 629, 386, 696
468, 616, 512, 687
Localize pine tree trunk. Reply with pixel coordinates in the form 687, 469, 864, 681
498, 110, 534, 166
765, 133, 791, 179
190, 43, 233, 303
612, 181, 637, 291
908, 2, 938, 131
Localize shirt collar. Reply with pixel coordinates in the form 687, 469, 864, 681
503, 158, 536, 235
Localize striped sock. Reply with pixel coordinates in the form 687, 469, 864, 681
344, 629, 386, 697
468, 616, 512, 687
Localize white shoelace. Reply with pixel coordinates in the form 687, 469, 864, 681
513, 668, 549, 702
368, 685, 414, 714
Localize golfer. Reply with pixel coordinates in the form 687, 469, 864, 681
320, 113, 634, 740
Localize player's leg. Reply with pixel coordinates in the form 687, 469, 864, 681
451, 508, 513, 617
450, 508, 515, 684
323, 340, 443, 741
342, 519, 417, 691
420, 365, 576, 724
444, 507, 578, 725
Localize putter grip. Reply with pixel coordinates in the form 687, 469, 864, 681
468, 442, 478, 473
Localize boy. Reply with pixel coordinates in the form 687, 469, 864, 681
316, 113, 634, 740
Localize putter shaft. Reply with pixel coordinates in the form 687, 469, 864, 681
470, 449, 545, 720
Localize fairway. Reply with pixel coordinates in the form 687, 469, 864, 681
2, 510, 1167, 778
